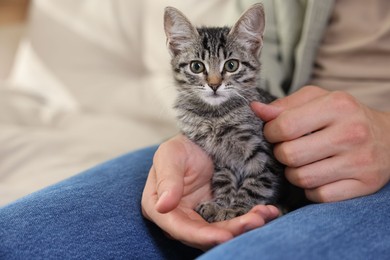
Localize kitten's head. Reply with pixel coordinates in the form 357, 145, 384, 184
164, 4, 265, 107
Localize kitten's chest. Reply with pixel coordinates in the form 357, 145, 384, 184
180, 115, 234, 144
178, 107, 264, 162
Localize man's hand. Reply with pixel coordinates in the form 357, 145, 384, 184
252, 86, 390, 203
141, 135, 279, 251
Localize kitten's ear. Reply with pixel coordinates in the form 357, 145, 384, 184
164, 7, 198, 56
229, 3, 265, 56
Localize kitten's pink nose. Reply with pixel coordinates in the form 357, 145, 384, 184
208, 75, 222, 92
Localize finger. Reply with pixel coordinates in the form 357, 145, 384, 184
271, 85, 328, 110
156, 208, 234, 251
273, 126, 342, 167
285, 156, 348, 189
250, 86, 328, 123
180, 205, 279, 250
245, 204, 280, 226
141, 168, 232, 250
264, 93, 335, 143
181, 205, 279, 250
212, 205, 280, 236
286, 146, 389, 192
250, 102, 283, 122
141, 166, 159, 220
305, 179, 374, 203
180, 223, 233, 251
153, 142, 187, 213
144, 202, 279, 251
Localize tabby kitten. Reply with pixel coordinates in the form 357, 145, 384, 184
164, 4, 288, 222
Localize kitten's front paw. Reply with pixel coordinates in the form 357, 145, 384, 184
195, 201, 222, 223
213, 208, 246, 222
196, 202, 248, 222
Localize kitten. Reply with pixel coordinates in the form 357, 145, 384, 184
164, 4, 301, 222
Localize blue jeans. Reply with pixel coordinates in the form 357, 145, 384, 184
1, 146, 389, 259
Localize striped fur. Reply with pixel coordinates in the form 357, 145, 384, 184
165, 4, 292, 222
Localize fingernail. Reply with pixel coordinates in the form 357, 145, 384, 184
156, 191, 168, 209
160, 191, 168, 199
265, 205, 281, 217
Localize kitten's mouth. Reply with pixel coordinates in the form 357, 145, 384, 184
203, 92, 228, 106
206, 91, 223, 98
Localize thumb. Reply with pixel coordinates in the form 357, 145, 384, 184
153, 143, 187, 213
154, 166, 184, 214
250, 102, 283, 122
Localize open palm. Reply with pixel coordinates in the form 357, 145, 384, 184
141, 135, 279, 250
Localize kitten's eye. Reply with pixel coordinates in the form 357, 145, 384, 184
190, 61, 205, 74
224, 59, 239, 72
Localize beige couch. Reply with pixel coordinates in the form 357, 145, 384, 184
0, 0, 259, 205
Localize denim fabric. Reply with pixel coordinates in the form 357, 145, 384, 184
1, 146, 389, 259
199, 182, 390, 260
0, 146, 201, 259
